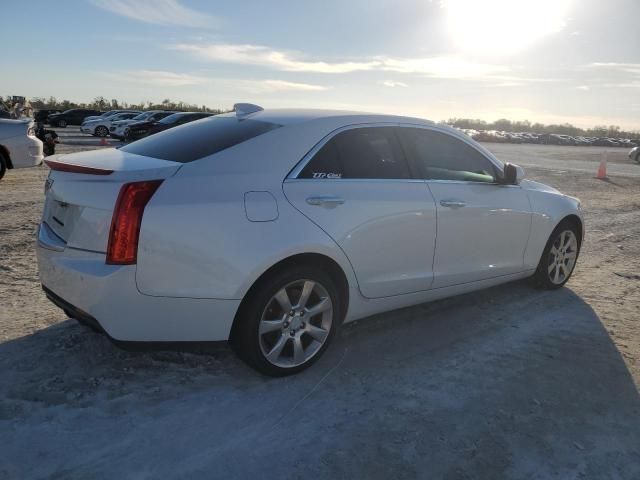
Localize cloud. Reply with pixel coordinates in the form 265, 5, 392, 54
171, 42, 563, 86
257, 80, 328, 92
171, 43, 379, 73
576, 85, 590, 91
102, 70, 208, 87
382, 80, 408, 88
90, 0, 217, 28
381, 56, 509, 79
587, 62, 640, 75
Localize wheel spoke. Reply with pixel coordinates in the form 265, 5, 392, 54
266, 335, 288, 362
550, 245, 559, 256
306, 297, 331, 317
306, 324, 329, 343
297, 280, 315, 309
565, 251, 577, 260
274, 288, 292, 313
293, 337, 305, 364
553, 265, 561, 283
548, 262, 556, 274
560, 231, 567, 249
260, 319, 284, 335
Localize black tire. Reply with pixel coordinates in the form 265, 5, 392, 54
58, 119, 67, 128
0, 152, 6, 181
95, 125, 109, 137
530, 220, 581, 289
232, 265, 343, 376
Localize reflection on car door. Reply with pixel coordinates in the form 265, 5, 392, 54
284, 126, 437, 298
398, 127, 532, 288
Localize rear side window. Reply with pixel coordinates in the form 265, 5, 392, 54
121, 116, 281, 163
299, 127, 410, 179
399, 128, 497, 183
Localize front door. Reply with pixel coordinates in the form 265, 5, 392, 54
398, 127, 531, 288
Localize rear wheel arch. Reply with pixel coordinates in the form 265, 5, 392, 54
0, 145, 13, 169
230, 252, 350, 342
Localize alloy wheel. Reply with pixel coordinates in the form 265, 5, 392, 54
547, 230, 578, 285
258, 279, 333, 368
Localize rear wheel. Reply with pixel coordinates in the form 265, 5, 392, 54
95, 125, 109, 137
232, 266, 342, 376
531, 221, 581, 289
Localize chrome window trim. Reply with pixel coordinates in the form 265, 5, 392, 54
287, 122, 505, 182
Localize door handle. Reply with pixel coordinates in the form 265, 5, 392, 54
440, 200, 466, 208
306, 196, 345, 208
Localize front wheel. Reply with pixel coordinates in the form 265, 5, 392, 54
232, 266, 342, 376
95, 125, 109, 137
531, 222, 581, 289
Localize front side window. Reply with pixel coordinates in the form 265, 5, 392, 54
299, 127, 410, 179
399, 128, 497, 183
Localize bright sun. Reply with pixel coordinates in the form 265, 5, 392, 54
443, 0, 573, 56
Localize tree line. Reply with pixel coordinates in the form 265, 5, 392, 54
1, 95, 226, 114
447, 118, 639, 140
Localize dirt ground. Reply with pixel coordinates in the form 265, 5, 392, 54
1, 137, 639, 479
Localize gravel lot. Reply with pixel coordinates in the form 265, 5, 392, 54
1, 132, 639, 479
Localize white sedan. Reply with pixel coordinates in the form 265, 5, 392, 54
0, 118, 43, 180
37, 105, 583, 375
80, 112, 141, 137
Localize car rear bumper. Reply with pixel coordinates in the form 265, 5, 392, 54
37, 228, 240, 342
6, 136, 43, 168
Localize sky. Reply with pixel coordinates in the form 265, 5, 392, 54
1, 0, 639, 129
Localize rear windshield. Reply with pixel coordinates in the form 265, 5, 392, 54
121, 116, 281, 163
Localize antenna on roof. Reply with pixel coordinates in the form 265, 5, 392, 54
234, 103, 263, 118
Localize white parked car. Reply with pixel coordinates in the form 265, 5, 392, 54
81, 112, 142, 137
37, 105, 583, 375
109, 111, 173, 140
0, 118, 43, 180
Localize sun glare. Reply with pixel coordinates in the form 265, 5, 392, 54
443, 0, 572, 56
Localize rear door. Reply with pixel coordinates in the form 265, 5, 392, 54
398, 127, 531, 288
283, 126, 437, 298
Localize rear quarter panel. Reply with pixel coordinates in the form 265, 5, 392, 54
135, 123, 360, 300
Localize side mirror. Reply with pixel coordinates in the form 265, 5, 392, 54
503, 163, 525, 185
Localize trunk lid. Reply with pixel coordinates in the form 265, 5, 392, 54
43, 148, 181, 253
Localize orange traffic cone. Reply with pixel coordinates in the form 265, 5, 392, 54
99, 137, 110, 146
595, 152, 608, 179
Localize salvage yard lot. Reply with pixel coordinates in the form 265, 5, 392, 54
1, 137, 639, 478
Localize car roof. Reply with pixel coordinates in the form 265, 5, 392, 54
217, 108, 436, 128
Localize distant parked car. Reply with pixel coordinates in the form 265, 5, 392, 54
629, 147, 640, 163
82, 110, 141, 123
592, 138, 618, 147
0, 118, 43, 180
125, 112, 213, 142
48, 109, 103, 127
110, 111, 174, 140
80, 112, 142, 137
34, 109, 62, 124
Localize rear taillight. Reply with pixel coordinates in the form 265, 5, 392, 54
106, 180, 163, 265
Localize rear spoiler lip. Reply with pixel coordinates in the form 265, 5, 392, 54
44, 159, 114, 175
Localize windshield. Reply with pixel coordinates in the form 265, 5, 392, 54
121, 116, 281, 163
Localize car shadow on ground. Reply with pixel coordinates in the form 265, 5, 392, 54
1, 281, 639, 479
